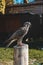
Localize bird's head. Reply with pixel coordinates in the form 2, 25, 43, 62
24, 21, 31, 28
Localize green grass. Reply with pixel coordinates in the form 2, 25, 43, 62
0, 48, 14, 61
29, 49, 43, 63
0, 48, 43, 65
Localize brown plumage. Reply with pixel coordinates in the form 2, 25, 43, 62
4, 22, 31, 48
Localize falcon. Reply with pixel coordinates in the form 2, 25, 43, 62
4, 22, 31, 48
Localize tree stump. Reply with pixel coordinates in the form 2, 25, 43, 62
14, 44, 29, 65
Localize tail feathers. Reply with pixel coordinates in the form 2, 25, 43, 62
6, 40, 15, 48
4, 39, 10, 44
5, 39, 17, 50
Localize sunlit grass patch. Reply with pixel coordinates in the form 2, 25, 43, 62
29, 49, 43, 63
0, 48, 14, 61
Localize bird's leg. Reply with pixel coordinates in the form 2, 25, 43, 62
17, 40, 23, 46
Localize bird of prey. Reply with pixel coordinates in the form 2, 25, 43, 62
4, 22, 31, 48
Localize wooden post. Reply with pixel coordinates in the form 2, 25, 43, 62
14, 44, 29, 65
